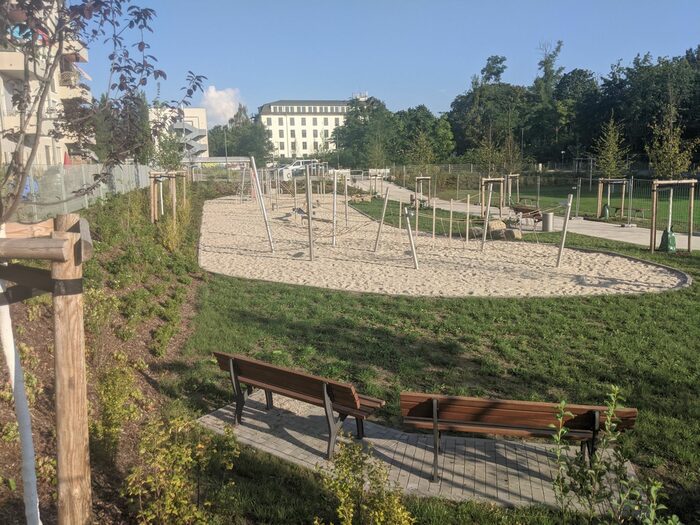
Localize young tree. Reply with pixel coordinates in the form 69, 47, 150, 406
645, 103, 697, 179
593, 116, 630, 179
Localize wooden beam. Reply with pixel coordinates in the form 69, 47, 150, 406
52, 214, 92, 525
4, 219, 54, 238
0, 237, 70, 261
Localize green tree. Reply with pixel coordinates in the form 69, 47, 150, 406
645, 103, 697, 179
208, 105, 273, 162
154, 132, 184, 171
481, 55, 507, 84
594, 116, 629, 179
433, 116, 455, 161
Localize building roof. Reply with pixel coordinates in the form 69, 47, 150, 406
262, 99, 349, 106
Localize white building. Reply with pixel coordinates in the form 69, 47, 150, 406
149, 106, 209, 158
258, 99, 350, 158
1, 33, 91, 166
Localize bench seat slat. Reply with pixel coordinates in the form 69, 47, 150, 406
403, 416, 593, 441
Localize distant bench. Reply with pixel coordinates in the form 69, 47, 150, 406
214, 352, 385, 459
614, 207, 648, 219
400, 392, 637, 481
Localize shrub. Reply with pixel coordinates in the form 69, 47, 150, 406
552, 386, 682, 524
315, 436, 414, 525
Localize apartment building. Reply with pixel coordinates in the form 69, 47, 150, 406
0, 27, 90, 166
150, 106, 209, 158
258, 99, 350, 158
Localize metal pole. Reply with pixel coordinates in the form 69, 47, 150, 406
575, 177, 581, 218
373, 187, 390, 252
332, 172, 337, 247
293, 178, 297, 211
481, 183, 493, 252
344, 175, 349, 227
688, 183, 695, 253
627, 176, 634, 226
251, 157, 275, 253
536, 175, 540, 209
404, 207, 419, 269
556, 194, 574, 268
305, 166, 314, 261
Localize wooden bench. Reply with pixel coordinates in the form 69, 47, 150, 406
400, 392, 637, 481
214, 352, 385, 459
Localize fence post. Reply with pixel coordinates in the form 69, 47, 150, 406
627, 176, 634, 226
575, 178, 581, 219
52, 213, 92, 525
536, 176, 541, 209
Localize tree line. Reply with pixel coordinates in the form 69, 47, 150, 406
325, 42, 700, 176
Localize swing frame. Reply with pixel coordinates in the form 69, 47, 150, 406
650, 179, 696, 253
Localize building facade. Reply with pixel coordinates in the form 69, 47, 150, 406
257, 99, 350, 158
150, 106, 209, 158
0, 34, 90, 166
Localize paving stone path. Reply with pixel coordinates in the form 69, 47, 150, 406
200, 390, 565, 507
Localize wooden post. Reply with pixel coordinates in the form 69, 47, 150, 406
688, 183, 695, 253
449, 199, 453, 245
306, 166, 314, 261
332, 172, 337, 247
250, 157, 275, 253
404, 207, 419, 270
597, 179, 604, 218
650, 182, 657, 252
481, 183, 493, 252
432, 199, 436, 245
149, 177, 155, 223
620, 180, 626, 218
240, 169, 245, 204
498, 181, 504, 218
52, 214, 91, 525
170, 176, 177, 224
374, 188, 390, 252
158, 179, 164, 217
398, 202, 403, 229
556, 194, 574, 268
480, 179, 485, 218
344, 175, 349, 227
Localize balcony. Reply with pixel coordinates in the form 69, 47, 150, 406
63, 41, 88, 63
60, 70, 80, 88
0, 50, 26, 79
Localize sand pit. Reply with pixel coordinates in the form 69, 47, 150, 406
198, 194, 689, 298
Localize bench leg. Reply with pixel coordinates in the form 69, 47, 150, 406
265, 390, 273, 410
229, 360, 248, 425
432, 398, 440, 482
355, 418, 364, 440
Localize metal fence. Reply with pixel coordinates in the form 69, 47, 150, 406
13, 163, 150, 222
386, 165, 700, 233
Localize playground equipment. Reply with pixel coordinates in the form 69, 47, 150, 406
556, 194, 574, 268
596, 178, 628, 219
505, 173, 520, 205
250, 157, 275, 253
650, 179, 696, 253
414, 176, 431, 235
480, 177, 504, 218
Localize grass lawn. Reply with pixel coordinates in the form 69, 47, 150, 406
171, 194, 700, 521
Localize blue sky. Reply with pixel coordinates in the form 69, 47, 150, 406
83, 0, 700, 126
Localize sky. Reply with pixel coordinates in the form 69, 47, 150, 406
82, 0, 700, 126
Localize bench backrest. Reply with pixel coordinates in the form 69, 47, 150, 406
214, 352, 360, 411
400, 393, 637, 432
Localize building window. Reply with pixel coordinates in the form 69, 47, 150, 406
314, 141, 319, 150
290, 117, 295, 125
302, 142, 307, 150
279, 142, 284, 150
324, 130, 329, 138
335, 118, 339, 126
267, 130, 273, 137
291, 141, 296, 150
313, 130, 318, 138
278, 117, 283, 125
290, 130, 296, 138
301, 117, 306, 125
279, 130, 284, 138
266, 117, 272, 126
323, 117, 328, 125
312, 117, 317, 125
302, 130, 307, 138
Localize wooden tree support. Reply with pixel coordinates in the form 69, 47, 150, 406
649, 179, 696, 253
0, 214, 94, 525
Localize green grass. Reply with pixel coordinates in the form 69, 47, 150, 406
173, 210, 700, 521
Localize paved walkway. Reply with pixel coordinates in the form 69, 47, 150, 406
354, 180, 699, 251
201, 390, 565, 506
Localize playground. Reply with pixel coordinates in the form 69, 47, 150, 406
198, 191, 688, 298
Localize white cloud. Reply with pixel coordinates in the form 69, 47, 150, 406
201, 85, 242, 126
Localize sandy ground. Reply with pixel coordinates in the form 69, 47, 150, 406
198, 194, 689, 298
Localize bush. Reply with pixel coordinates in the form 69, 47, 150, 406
315, 436, 414, 525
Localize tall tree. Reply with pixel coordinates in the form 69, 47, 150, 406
645, 104, 697, 179
481, 55, 507, 84
593, 117, 630, 179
